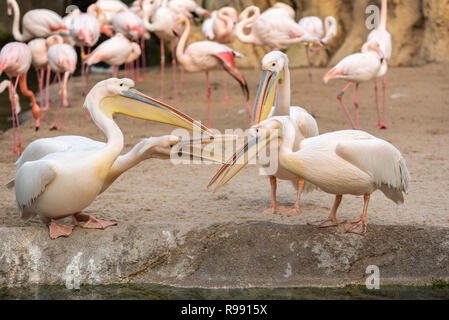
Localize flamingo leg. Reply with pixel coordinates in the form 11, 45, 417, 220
37, 68, 44, 110
222, 69, 230, 104
45, 65, 51, 110
10, 77, 21, 154
381, 75, 387, 129
344, 194, 369, 235
337, 81, 357, 129
140, 38, 148, 80
112, 65, 118, 77
354, 83, 360, 129
374, 80, 382, 128
83, 47, 91, 95
19, 72, 40, 130
206, 70, 211, 128
81, 46, 86, 96
50, 73, 62, 131
160, 38, 165, 101
308, 195, 346, 227
305, 45, 312, 87
170, 39, 178, 101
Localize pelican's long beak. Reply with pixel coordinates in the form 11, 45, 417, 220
207, 129, 281, 191
100, 87, 214, 136
175, 134, 243, 164
252, 69, 280, 125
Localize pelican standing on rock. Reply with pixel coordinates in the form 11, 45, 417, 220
209, 51, 318, 214
7, 78, 224, 239
211, 113, 410, 235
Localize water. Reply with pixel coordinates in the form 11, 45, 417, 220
1, 283, 448, 300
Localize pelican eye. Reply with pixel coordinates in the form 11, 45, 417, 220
119, 83, 123, 87
272, 63, 276, 67
170, 144, 174, 148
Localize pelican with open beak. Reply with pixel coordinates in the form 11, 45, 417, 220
230, 51, 319, 215
10, 78, 236, 239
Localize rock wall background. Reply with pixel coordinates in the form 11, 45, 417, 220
197, 0, 449, 68
0, 0, 448, 68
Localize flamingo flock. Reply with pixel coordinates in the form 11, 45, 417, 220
1, 1, 410, 239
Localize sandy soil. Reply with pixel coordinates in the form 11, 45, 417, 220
0, 63, 448, 229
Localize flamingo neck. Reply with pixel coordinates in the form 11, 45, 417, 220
379, 0, 387, 30
9, 0, 25, 42
176, 17, 190, 66
218, 10, 233, 32
235, 8, 258, 44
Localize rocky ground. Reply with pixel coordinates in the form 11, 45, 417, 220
0, 63, 448, 287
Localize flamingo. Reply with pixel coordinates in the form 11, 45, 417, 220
143, 0, 179, 101
323, 41, 385, 130
211, 115, 410, 235
27, 39, 51, 113
83, 33, 132, 78
6, 77, 230, 239
298, 16, 337, 86
61, 7, 81, 46
112, 11, 147, 81
174, 14, 250, 129
367, 0, 392, 129
69, 13, 101, 96
168, 0, 210, 19
212, 7, 238, 44
201, 10, 216, 40
124, 42, 142, 80
6, 0, 69, 42
209, 51, 318, 214
0, 80, 21, 114
234, 4, 318, 50
46, 38, 78, 130
87, 0, 128, 28
0, 42, 40, 154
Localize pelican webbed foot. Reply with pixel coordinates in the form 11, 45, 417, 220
49, 221, 73, 239
344, 220, 367, 235
308, 218, 346, 228
72, 213, 117, 229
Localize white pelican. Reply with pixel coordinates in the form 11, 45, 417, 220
210, 115, 410, 235
7, 78, 229, 239
209, 51, 318, 215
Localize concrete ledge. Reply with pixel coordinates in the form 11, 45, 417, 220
1, 222, 448, 288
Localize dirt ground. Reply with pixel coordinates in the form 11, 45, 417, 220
0, 63, 448, 230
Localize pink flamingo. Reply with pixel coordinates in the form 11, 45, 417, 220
6, 0, 69, 42
298, 16, 337, 85
143, 0, 180, 101
0, 80, 21, 114
205, 7, 238, 105
112, 11, 147, 81
83, 33, 132, 77
27, 39, 51, 113
367, 0, 392, 129
234, 4, 316, 50
124, 42, 142, 80
168, 0, 210, 19
70, 13, 101, 95
323, 41, 385, 130
0, 42, 40, 154
174, 14, 250, 129
87, 0, 128, 28
47, 40, 77, 130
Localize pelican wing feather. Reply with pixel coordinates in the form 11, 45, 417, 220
14, 160, 56, 211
